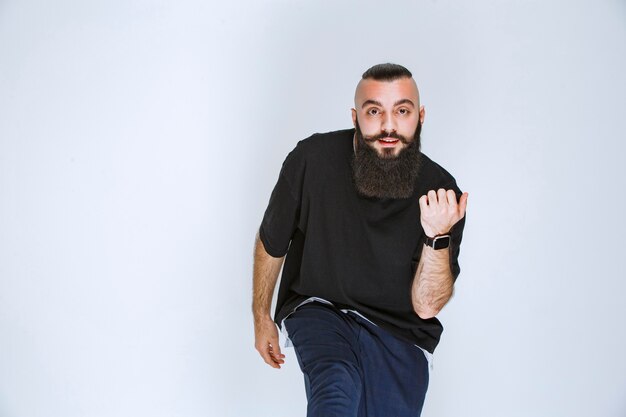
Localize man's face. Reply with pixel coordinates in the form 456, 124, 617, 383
351, 77, 424, 159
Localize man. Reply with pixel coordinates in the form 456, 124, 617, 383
253, 63, 468, 417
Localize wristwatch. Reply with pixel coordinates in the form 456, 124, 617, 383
425, 234, 451, 250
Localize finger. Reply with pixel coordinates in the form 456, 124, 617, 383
270, 341, 285, 359
446, 189, 458, 210
458, 192, 469, 216
427, 190, 437, 206
257, 341, 281, 368
418, 194, 428, 211
268, 342, 285, 363
437, 189, 446, 206
260, 346, 280, 368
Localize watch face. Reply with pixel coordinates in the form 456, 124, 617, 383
433, 236, 451, 249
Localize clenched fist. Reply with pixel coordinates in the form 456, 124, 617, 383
419, 189, 468, 238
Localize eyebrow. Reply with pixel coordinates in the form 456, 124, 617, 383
361, 99, 415, 108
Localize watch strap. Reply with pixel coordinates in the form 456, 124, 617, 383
425, 234, 451, 250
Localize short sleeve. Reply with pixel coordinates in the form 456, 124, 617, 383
259, 147, 305, 258
448, 212, 466, 281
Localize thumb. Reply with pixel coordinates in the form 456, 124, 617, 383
459, 192, 469, 216
270, 339, 284, 359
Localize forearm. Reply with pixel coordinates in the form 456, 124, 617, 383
411, 243, 454, 319
252, 232, 285, 323
252, 232, 287, 368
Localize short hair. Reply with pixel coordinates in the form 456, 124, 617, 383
362, 63, 412, 81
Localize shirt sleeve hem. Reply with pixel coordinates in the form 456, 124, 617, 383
259, 225, 288, 258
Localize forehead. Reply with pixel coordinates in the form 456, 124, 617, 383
354, 77, 420, 107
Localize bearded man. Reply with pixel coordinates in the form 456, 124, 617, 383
253, 63, 468, 417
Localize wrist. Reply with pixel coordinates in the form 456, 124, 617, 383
423, 229, 450, 239
253, 309, 273, 323
424, 233, 451, 250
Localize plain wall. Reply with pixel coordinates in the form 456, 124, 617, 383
1, 1, 625, 416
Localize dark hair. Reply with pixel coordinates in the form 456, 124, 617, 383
362, 63, 412, 81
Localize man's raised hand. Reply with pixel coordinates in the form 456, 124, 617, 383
418, 189, 468, 238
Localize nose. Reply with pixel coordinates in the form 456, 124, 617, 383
381, 112, 397, 134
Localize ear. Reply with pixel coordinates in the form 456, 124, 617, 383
351, 108, 357, 127
419, 105, 426, 124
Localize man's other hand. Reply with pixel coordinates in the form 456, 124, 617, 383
254, 316, 285, 369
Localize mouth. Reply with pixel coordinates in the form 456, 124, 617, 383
378, 138, 400, 148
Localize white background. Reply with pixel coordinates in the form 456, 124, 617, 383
1, 1, 625, 416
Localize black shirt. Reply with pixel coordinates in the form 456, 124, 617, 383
259, 128, 465, 353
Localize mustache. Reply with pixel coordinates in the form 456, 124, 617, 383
361, 131, 411, 144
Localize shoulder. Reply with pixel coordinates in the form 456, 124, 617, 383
418, 153, 463, 193
293, 128, 354, 155
283, 128, 354, 166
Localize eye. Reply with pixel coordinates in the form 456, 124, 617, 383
397, 108, 410, 115
367, 108, 381, 116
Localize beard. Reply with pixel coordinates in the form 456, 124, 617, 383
351, 119, 422, 199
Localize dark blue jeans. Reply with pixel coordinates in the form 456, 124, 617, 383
283, 302, 429, 417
